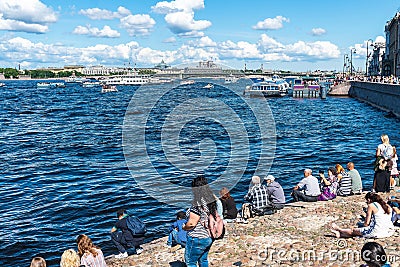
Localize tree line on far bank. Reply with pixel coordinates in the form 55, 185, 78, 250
0, 68, 83, 79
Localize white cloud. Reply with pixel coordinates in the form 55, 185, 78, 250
253, 16, 289, 30
285, 41, 340, 59
219, 40, 262, 60
163, 37, 177, 43
0, 0, 57, 33
258, 34, 284, 50
135, 47, 178, 64
0, 14, 49, 33
79, 6, 131, 20
120, 14, 156, 36
72, 25, 120, 38
311, 28, 326, 36
152, 0, 205, 14
164, 11, 211, 34
152, 0, 210, 37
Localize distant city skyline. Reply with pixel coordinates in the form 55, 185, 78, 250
0, 0, 399, 71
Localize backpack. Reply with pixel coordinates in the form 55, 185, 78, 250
126, 215, 147, 236
202, 211, 225, 240
382, 144, 394, 160
241, 203, 253, 220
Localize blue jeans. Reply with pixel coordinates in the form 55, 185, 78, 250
167, 229, 186, 247
184, 235, 213, 267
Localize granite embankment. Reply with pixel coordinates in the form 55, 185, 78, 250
349, 82, 400, 117
105, 191, 400, 267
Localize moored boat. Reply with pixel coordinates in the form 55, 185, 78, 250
244, 75, 289, 97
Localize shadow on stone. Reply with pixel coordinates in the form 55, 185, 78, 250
169, 260, 185, 267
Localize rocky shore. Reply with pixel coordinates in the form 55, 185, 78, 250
105, 192, 400, 267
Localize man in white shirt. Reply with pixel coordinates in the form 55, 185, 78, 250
291, 169, 321, 202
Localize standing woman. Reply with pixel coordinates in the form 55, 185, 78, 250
374, 134, 393, 192
76, 234, 107, 267
183, 175, 216, 267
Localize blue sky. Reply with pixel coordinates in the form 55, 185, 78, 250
0, 0, 399, 71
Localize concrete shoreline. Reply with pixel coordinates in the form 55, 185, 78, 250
105, 191, 400, 267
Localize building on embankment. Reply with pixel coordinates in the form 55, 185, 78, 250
382, 12, 400, 77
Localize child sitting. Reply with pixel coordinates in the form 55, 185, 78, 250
167, 211, 187, 249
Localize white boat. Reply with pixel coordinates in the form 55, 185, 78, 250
180, 79, 195, 85
65, 76, 88, 84
244, 75, 289, 97
101, 73, 150, 85
224, 75, 238, 84
37, 82, 66, 88
101, 84, 118, 93
0, 82, 5, 87
203, 83, 214, 89
52, 82, 66, 88
82, 81, 101, 88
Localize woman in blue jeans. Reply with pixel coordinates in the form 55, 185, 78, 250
183, 175, 216, 267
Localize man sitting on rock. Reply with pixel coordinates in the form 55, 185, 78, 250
265, 175, 285, 212
242, 176, 270, 216
291, 169, 321, 202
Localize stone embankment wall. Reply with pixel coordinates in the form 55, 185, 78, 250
349, 81, 400, 117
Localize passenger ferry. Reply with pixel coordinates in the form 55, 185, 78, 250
244, 75, 289, 97
101, 72, 150, 85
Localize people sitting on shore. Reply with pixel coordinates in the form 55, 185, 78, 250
76, 234, 107, 267
318, 167, 339, 201
111, 209, 145, 259
242, 176, 270, 215
336, 164, 352, 196
219, 187, 238, 221
30, 257, 46, 267
265, 175, 285, 211
291, 169, 321, 202
361, 242, 392, 267
347, 162, 363, 194
60, 249, 80, 267
330, 192, 395, 239
166, 211, 187, 249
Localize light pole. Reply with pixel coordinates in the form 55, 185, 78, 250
350, 48, 356, 76
343, 54, 348, 77
365, 39, 374, 76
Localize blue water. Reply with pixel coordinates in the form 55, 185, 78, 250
1, 79, 400, 266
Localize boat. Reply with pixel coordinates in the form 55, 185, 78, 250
0, 82, 5, 87
82, 81, 101, 88
101, 72, 150, 85
224, 75, 239, 84
203, 83, 214, 89
244, 75, 289, 97
101, 84, 118, 93
180, 79, 195, 85
52, 82, 66, 88
292, 77, 321, 96
37, 82, 65, 88
65, 76, 88, 84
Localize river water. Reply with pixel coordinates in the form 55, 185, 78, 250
1, 79, 399, 266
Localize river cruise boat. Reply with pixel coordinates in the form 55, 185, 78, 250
244, 75, 289, 97
224, 75, 239, 84
101, 73, 150, 85
37, 82, 65, 88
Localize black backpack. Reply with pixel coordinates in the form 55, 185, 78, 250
126, 215, 147, 236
